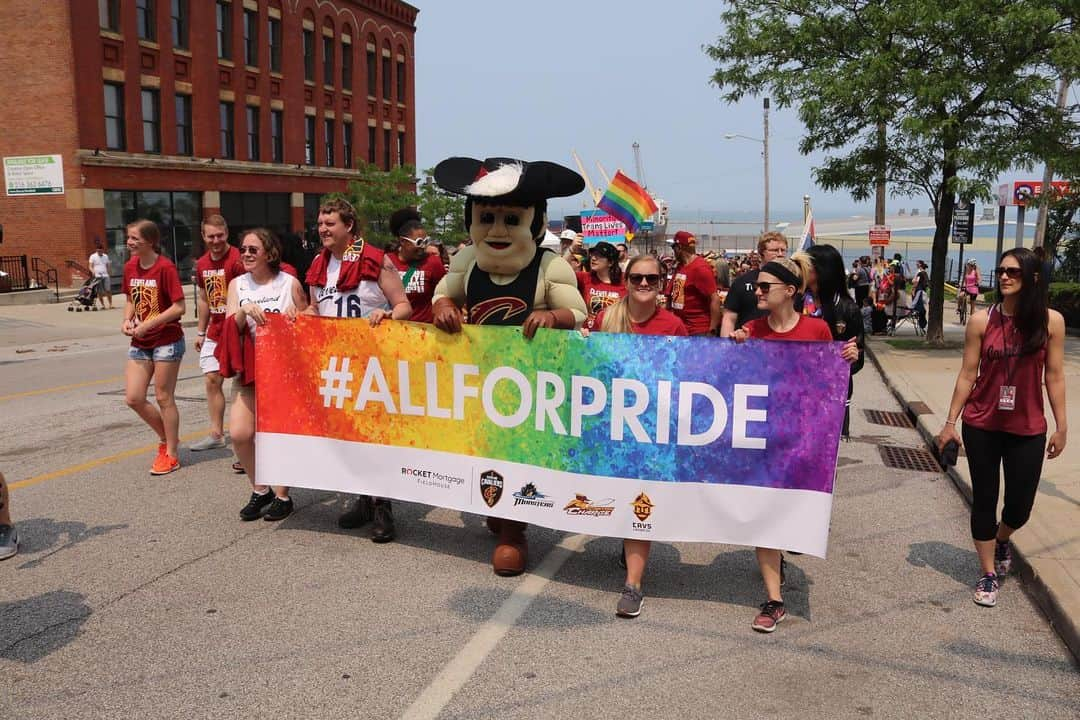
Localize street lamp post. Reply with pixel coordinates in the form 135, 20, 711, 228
723, 97, 770, 233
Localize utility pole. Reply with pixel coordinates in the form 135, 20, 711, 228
875, 121, 886, 225
1033, 76, 1070, 248
763, 97, 770, 233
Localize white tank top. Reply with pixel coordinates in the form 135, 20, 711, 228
312, 255, 390, 319
236, 271, 297, 335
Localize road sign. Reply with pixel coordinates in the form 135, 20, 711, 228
868, 225, 891, 246
4, 154, 64, 196
1011, 180, 1071, 207
640, 221, 655, 232
952, 201, 975, 244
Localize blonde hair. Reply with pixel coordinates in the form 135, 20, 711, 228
203, 214, 228, 231
757, 231, 788, 255
600, 256, 662, 335
764, 252, 813, 294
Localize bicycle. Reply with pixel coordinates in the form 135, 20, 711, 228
956, 290, 968, 325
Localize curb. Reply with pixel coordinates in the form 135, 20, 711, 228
865, 341, 1079, 665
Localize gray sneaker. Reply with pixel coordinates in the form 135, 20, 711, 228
616, 584, 644, 618
0, 524, 18, 561
189, 435, 226, 451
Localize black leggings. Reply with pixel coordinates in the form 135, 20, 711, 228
962, 424, 1046, 541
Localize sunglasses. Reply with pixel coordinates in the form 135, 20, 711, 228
996, 266, 1022, 279
239, 245, 261, 256
401, 235, 429, 247
755, 281, 787, 292
627, 273, 661, 287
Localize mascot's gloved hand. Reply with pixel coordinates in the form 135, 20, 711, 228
522, 308, 575, 340
433, 297, 464, 334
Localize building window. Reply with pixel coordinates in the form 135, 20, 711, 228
366, 48, 376, 97
343, 122, 353, 168
322, 36, 334, 86
136, 0, 156, 41
396, 59, 405, 101
142, 89, 161, 153
268, 17, 282, 73
324, 119, 335, 166
383, 128, 390, 170
304, 116, 315, 164
220, 101, 235, 159
216, 1, 232, 60
104, 83, 125, 150
303, 29, 315, 82
243, 9, 258, 66
270, 109, 283, 162
99, 0, 120, 31
246, 106, 260, 161
105, 191, 202, 278
171, 0, 188, 49
367, 126, 376, 165
382, 54, 391, 100
397, 131, 405, 168
175, 94, 192, 156
342, 44, 353, 89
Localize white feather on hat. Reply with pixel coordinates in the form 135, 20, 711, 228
463, 162, 524, 198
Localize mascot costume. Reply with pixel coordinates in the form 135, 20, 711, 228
431, 156, 588, 576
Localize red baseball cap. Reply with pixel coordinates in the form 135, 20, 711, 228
671, 230, 696, 247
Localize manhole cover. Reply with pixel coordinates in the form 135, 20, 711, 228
864, 409, 915, 428
879, 445, 942, 473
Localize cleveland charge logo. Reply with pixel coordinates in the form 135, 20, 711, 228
480, 469, 504, 508
563, 493, 615, 517
631, 492, 654, 532
512, 483, 554, 508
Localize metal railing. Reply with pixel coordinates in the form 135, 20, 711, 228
0, 255, 31, 292
31, 257, 60, 302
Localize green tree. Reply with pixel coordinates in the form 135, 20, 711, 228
707, 0, 1079, 344
337, 162, 419, 248
417, 168, 468, 246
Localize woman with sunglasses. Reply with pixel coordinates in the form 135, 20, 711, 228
577, 241, 626, 328
121, 219, 187, 476
589, 256, 687, 618
386, 208, 446, 323
731, 254, 859, 633
227, 229, 308, 522
937, 249, 1066, 608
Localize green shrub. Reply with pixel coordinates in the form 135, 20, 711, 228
1049, 282, 1080, 328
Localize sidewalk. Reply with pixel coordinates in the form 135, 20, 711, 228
866, 323, 1080, 661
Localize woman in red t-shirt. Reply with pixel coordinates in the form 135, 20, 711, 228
732, 253, 859, 633
577, 241, 627, 328
385, 210, 446, 323
936, 248, 1066, 609
590, 256, 687, 618
121, 219, 187, 476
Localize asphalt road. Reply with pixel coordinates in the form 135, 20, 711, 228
1, 333, 1077, 719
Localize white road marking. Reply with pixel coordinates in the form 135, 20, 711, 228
399, 533, 589, 720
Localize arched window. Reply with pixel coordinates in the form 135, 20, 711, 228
366, 34, 377, 97
381, 39, 391, 101
395, 44, 407, 103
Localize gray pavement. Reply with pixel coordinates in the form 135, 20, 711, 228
1, 306, 1078, 719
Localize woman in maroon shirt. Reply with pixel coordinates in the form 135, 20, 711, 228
577, 241, 626, 328
937, 248, 1067, 608
732, 253, 859, 633
590, 256, 687, 618
121, 219, 187, 476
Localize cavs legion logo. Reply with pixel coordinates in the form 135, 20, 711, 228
631, 492, 654, 522
563, 493, 615, 517
512, 483, 554, 508
480, 470, 504, 508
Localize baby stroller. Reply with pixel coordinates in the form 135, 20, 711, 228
68, 276, 101, 311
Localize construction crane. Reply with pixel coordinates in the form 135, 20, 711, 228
632, 141, 647, 189
595, 162, 612, 188
571, 149, 602, 205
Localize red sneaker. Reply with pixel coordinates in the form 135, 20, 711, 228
751, 600, 786, 633
150, 452, 180, 476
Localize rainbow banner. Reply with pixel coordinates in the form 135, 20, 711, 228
597, 170, 659, 232
255, 316, 850, 556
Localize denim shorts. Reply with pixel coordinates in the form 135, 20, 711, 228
128, 337, 186, 362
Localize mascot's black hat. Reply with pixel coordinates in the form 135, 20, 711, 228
433, 157, 585, 206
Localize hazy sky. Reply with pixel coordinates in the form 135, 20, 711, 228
412, 1, 878, 223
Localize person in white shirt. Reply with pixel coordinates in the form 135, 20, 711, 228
88, 241, 113, 309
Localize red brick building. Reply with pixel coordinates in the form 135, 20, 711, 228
0, 0, 417, 287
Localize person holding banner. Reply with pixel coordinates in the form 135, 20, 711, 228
936, 248, 1066, 608
577, 241, 626, 328
121, 219, 187, 476
732, 253, 859, 632
386, 207, 446, 324
590, 255, 687, 617
665, 231, 720, 336
226, 229, 308, 522
305, 198, 411, 541
721, 231, 789, 337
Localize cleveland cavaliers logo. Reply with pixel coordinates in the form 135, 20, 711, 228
342, 238, 365, 263
470, 296, 529, 325
205, 273, 227, 313
480, 470, 504, 508
130, 284, 160, 321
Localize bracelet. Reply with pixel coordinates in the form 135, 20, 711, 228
944, 420, 957, 425
197, 331, 206, 336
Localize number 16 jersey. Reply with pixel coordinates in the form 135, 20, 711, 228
312, 254, 389, 318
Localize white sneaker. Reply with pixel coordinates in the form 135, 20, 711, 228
189, 435, 226, 451
0, 524, 18, 561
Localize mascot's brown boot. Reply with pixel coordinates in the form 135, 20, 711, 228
485, 516, 502, 535
492, 520, 527, 576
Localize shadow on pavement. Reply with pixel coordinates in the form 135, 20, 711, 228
0, 590, 92, 663
905, 540, 978, 586
942, 639, 1078, 674
13, 518, 128, 570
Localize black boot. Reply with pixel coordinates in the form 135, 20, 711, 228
338, 495, 374, 529
371, 499, 396, 543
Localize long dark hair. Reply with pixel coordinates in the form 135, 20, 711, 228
997, 247, 1048, 354
806, 244, 846, 329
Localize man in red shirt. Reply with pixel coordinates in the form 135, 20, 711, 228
665, 231, 721, 335
385, 213, 446, 323
191, 214, 245, 451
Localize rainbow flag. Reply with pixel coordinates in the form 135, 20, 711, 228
597, 171, 658, 232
